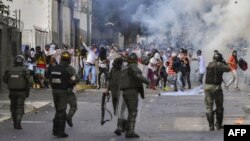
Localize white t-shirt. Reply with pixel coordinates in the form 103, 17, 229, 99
98, 59, 107, 68
86, 52, 97, 64
198, 56, 206, 74
82, 42, 97, 64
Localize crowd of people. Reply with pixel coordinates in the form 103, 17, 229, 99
21, 42, 246, 93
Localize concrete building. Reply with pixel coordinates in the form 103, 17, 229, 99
2, 0, 92, 49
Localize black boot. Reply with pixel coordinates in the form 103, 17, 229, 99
56, 120, 68, 138
52, 119, 59, 136
66, 107, 76, 127
215, 109, 224, 130
114, 119, 125, 136
12, 114, 16, 129
14, 114, 23, 130
14, 122, 22, 129
206, 112, 214, 131
66, 118, 73, 127
125, 121, 140, 138
122, 120, 129, 133
53, 119, 68, 138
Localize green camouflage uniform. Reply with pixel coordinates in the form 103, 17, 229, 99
108, 57, 127, 135
3, 66, 30, 129
50, 62, 79, 137
120, 63, 150, 138
204, 60, 230, 130
108, 67, 121, 115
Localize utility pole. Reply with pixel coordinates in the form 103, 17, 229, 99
18, 9, 20, 30
86, 0, 91, 46
58, 0, 63, 49
70, 0, 74, 49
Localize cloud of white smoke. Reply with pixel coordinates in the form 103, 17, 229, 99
204, 0, 250, 60
132, 0, 250, 62
132, 0, 250, 82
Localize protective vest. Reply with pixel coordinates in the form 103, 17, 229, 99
7, 67, 28, 90
119, 65, 143, 90
205, 62, 223, 85
50, 64, 70, 90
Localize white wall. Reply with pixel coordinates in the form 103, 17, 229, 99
4, 0, 91, 48
2, 0, 51, 47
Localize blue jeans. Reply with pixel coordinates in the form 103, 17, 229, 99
84, 64, 96, 85
174, 71, 183, 91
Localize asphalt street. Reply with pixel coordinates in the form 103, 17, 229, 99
0, 86, 250, 141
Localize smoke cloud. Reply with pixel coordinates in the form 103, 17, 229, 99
132, 0, 250, 57
93, 0, 250, 84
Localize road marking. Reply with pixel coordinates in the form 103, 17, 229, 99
22, 121, 49, 124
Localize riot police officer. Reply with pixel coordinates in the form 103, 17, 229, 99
107, 57, 126, 135
3, 55, 30, 129
50, 51, 79, 138
204, 53, 231, 131
120, 53, 150, 138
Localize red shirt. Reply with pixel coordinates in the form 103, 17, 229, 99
228, 55, 237, 70
167, 57, 176, 76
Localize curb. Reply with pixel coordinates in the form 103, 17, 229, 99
0, 101, 50, 123
76, 84, 97, 92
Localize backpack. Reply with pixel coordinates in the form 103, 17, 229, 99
6, 68, 28, 90
238, 58, 248, 71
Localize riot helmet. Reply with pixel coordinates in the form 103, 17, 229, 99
127, 53, 138, 64
14, 55, 24, 66
213, 53, 223, 62
112, 57, 123, 70
61, 51, 71, 64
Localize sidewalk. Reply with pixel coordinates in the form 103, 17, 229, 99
0, 88, 52, 123
0, 82, 99, 123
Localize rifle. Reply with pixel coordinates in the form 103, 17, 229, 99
101, 92, 113, 125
